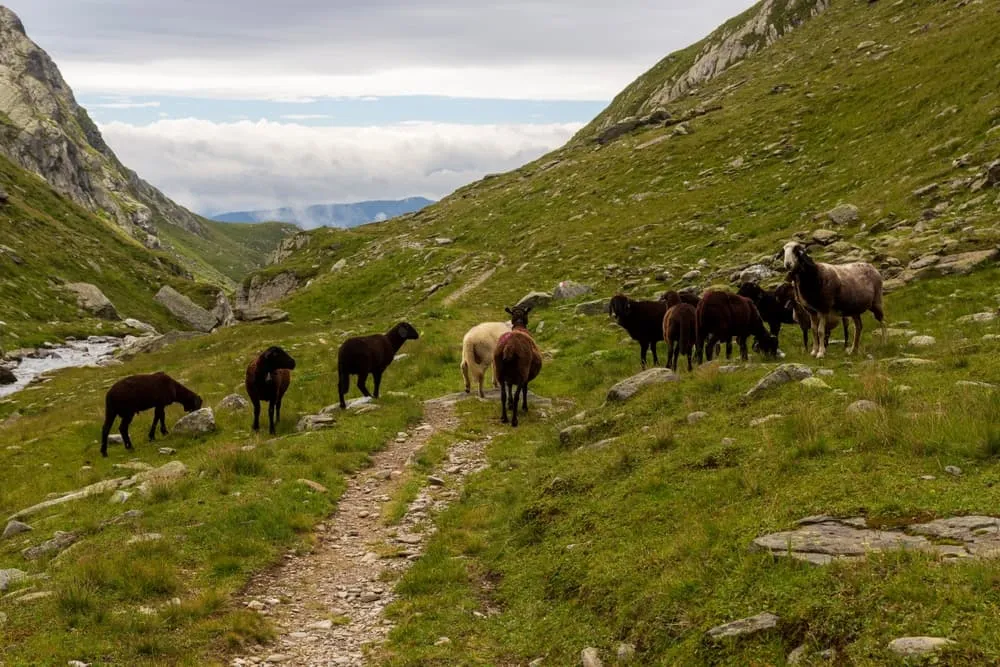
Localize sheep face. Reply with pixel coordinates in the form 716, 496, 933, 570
782, 242, 809, 272
753, 334, 780, 358
608, 294, 630, 322
183, 393, 204, 412
396, 322, 420, 341
261, 346, 297, 371
505, 306, 532, 328
736, 282, 763, 301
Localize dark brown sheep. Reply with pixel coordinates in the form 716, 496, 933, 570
660, 290, 701, 308
663, 303, 697, 372
773, 282, 849, 352
494, 305, 542, 427
782, 241, 886, 358
609, 294, 667, 368
739, 282, 849, 352
101, 372, 202, 457
338, 322, 419, 408
245, 346, 296, 434
696, 291, 779, 363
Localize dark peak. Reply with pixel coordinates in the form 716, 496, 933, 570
0, 6, 26, 37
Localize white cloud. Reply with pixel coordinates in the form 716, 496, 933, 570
89, 100, 161, 109
98, 118, 581, 222
280, 113, 332, 120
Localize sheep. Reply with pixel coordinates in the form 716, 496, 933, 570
493, 305, 542, 427
609, 294, 667, 368
663, 303, 697, 372
460, 321, 512, 397
100, 372, 202, 457
245, 346, 297, 434
660, 290, 701, 307
739, 282, 849, 352
338, 322, 419, 408
696, 290, 779, 363
782, 241, 886, 358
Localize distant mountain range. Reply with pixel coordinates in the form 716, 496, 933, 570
210, 197, 435, 228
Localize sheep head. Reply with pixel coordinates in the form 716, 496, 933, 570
395, 322, 420, 340
505, 305, 531, 328
608, 294, 631, 321
261, 346, 297, 371
782, 241, 813, 273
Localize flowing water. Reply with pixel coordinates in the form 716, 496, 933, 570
0, 337, 121, 398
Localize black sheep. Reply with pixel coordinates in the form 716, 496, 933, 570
245, 346, 297, 434
101, 372, 202, 457
609, 294, 667, 368
338, 322, 419, 408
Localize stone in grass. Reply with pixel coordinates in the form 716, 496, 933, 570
887, 637, 955, 657
607, 368, 679, 402
687, 411, 709, 424
745, 364, 813, 399
908, 335, 936, 348
800, 377, 830, 390
846, 400, 879, 415
581, 647, 603, 667
2, 520, 32, 540
706, 612, 780, 640
171, 408, 216, 435
616, 643, 636, 662
217, 394, 249, 411
0, 568, 28, 591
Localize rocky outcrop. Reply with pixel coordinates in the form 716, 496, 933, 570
212, 291, 237, 328
233, 307, 290, 324
268, 234, 310, 264
155, 286, 217, 333
235, 272, 301, 311
63, 283, 119, 320
0, 8, 206, 242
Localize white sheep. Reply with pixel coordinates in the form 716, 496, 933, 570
460, 321, 512, 397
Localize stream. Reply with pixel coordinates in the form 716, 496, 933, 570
0, 337, 121, 398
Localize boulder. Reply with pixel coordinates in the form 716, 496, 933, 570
811, 229, 840, 245
887, 637, 955, 657
581, 647, 603, 667
116, 331, 206, 360
212, 291, 237, 328
22, 530, 78, 560
516, 292, 553, 310
233, 307, 290, 324
706, 612, 780, 640
235, 272, 300, 311
64, 283, 120, 320
934, 248, 999, 276
0, 366, 15, 385
908, 335, 936, 348
217, 394, 249, 411
123, 318, 157, 334
171, 408, 216, 436
297, 414, 336, 432
132, 461, 189, 496
8, 477, 127, 520
826, 204, 860, 226
957, 311, 997, 324
2, 520, 32, 539
800, 377, 830, 390
552, 280, 593, 300
687, 411, 709, 424
155, 286, 217, 333
738, 264, 774, 284
847, 400, 880, 415
575, 299, 609, 316
607, 368, 679, 402
0, 568, 28, 592
746, 364, 813, 399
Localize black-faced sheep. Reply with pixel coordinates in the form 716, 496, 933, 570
696, 291, 779, 363
660, 290, 701, 308
245, 346, 297, 434
461, 321, 512, 397
663, 303, 697, 372
338, 322, 419, 408
609, 294, 667, 368
782, 241, 886, 358
493, 306, 542, 427
101, 372, 202, 457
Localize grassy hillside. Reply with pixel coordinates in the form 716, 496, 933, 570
1, 0, 999, 664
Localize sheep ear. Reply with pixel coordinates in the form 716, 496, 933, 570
524, 306, 532, 315
505, 307, 513, 315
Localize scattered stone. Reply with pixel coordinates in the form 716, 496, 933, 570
435, 237, 453, 246
847, 400, 880, 415
575, 299, 609, 316
516, 292, 553, 310
22, 531, 78, 560
682, 269, 701, 281
2, 520, 32, 540
945, 466, 962, 477
811, 229, 840, 245
434, 637, 451, 646
857, 40, 876, 50
800, 377, 830, 390
957, 311, 997, 324
887, 637, 955, 657
560, 425, 587, 445
956, 381, 996, 389
263, 654, 290, 664
298, 479, 328, 493
750, 414, 784, 427
171, 408, 216, 435
935, 249, 999, 276
581, 647, 603, 667
297, 414, 336, 432
15, 591, 53, 603
607, 368, 679, 402
155, 286, 218, 333
127, 533, 163, 544
787, 646, 807, 664
826, 204, 860, 226
8, 477, 127, 520
553, 281, 593, 300
427, 476, 446, 487
0, 568, 28, 591
687, 411, 709, 424
746, 364, 813, 399
109, 490, 131, 504
616, 643, 636, 663
889, 357, 935, 368
909, 335, 936, 347
307, 619, 333, 630
331, 258, 347, 272
912, 183, 939, 198
132, 461, 189, 496
218, 394, 250, 411
738, 264, 774, 284
124, 318, 157, 334
158, 447, 177, 455
234, 307, 290, 324
64, 283, 120, 320
706, 612, 780, 640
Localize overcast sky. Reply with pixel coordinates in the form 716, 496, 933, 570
7, 0, 756, 221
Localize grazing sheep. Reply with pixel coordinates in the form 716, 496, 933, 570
609, 294, 667, 368
493, 306, 542, 427
740, 282, 849, 352
696, 291, 779, 363
773, 282, 849, 352
101, 372, 202, 457
338, 322, 419, 408
782, 241, 886, 358
245, 346, 297, 434
461, 321, 512, 397
660, 290, 701, 307
663, 303, 697, 372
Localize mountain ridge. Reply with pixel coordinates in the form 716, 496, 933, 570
211, 196, 435, 228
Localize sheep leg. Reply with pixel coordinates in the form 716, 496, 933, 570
651, 340, 660, 367
685, 345, 693, 372
510, 385, 521, 427
275, 397, 282, 426
268, 401, 277, 435
725, 339, 733, 360
478, 369, 486, 399
666, 339, 675, 372
500, 382, 508, 424
338, 371, 350, 409
149, 406, 165, 441
462, 360, 471, 394
522, 383, 529, 412
357, 373, 371, 397
816, 316, 829, 359
809, 313, 821, 357
704, 334, 715, 362
100, 413, 116, 457
842, 318, 850, 350
849, 315, 863, 355
801, 323, 810, 352
372, 371, 383, 399
872, 303, 887, 345
639, 341, 649, 369
119, 413, 134, 451
251, 399, 261, 431
738, 337, 749, 362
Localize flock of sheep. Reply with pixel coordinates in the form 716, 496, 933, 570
96, 240, 889, 451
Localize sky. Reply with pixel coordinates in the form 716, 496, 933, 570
8, 0, 757, 222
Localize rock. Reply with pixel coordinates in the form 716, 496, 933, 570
435, 237, 453, 246
264, 654, 291, 664
706, 612, 779, 640
738, 264, 774, 284
427, 476, 446, 487
155, 286, 218, 332
687, 411, 709, 424
516, 292, 553, 310
682, 270, 701, 281
307, 619, 333, 630
123, 318, 157, 334
0, 568, 28, 591
956, 381, 996, 389
607, 368, 679, 402
889, 357, 935, 368
616, 643, 636, 662
331, 258, 347, 272
787, 646, 807, 664
750, 414, 784, 427
746, 364, 813, 399
800, 377, 830, 390
0, 366, 15, 385
553, 280, 593, 300
109, 490, 131, 504
116, 331, 206, 361
581, 647, 603, 667
68, 661, 90, 667
212, 291, 237, 328
218, 394, 249, 411
297, 414, 336, 432
912, 183, 939, 197
298, 479, 328, 493
433, 636, 451, 646
826, 204, 860, 226
908, 335, 936, 347
171, 408, 216, 436
132, 461, 188, 496
127, 533, 163, 544
811, 229, 840, 245
945, 466, 962, 477
957, 311, 997, 324
560, 425, 587, 445
158, 447, 176, 455
847, 400, 879, 415
22, 530, 78, 560
15, 591, 53, 603
935, 249, 999, 276
9, 477, 127, 520
887, 637, 955, 657
233, 307, 290, 324
2, 520, 32, 539
575, 299, 609, 316
64, 283, 120, 320
857, 40, 876, 50
235, 272, 300, 311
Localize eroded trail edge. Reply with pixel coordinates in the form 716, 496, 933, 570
231, 395, 489, 667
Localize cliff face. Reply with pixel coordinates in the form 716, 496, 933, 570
0, 6, 205, 247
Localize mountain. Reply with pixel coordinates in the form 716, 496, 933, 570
211, 196, 435, 228
0, 7, 296, 284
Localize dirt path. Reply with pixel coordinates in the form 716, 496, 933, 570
443, 259, 503, 307
230, 395, 490, 667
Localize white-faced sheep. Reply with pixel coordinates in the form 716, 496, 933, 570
461, 321, 512, 397
782, 241, 886, 358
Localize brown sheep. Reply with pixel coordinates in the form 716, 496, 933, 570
245, 346, 297, 434
493, 305, 542, 427
663, 303, 697, 372
101, 372, 202, 457
696, 291, 778, 363
782, 242, 886, 358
